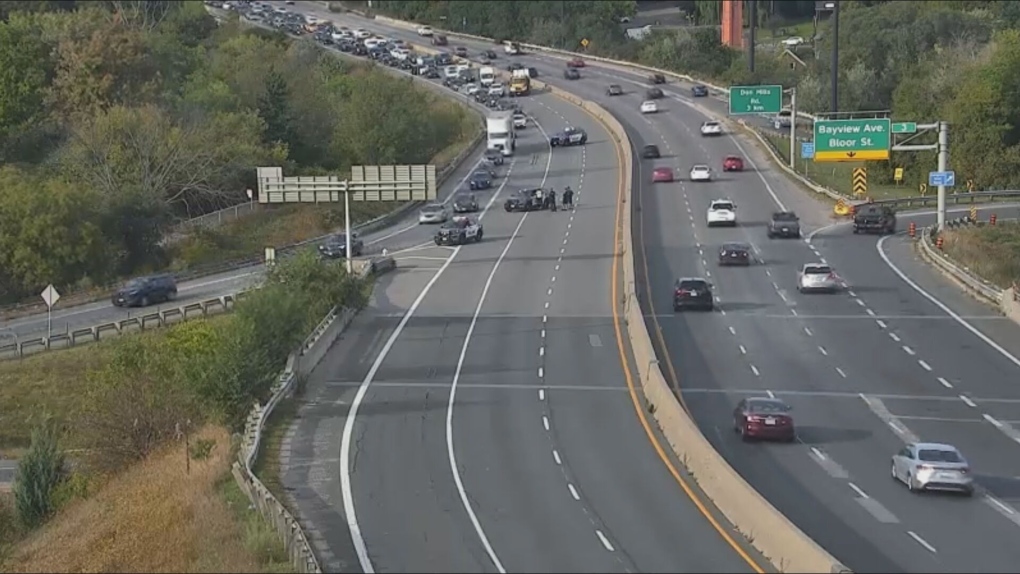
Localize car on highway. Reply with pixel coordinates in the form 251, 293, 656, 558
567, 57, 585, 68
706, 199, 737, 227
767, 211, 801, 238
512, 111, 527, 128
652, 167, 674, 183
432, 34, 448, 46
773, 109, 793, 130
700, 120, 723, 136
488, 82, 506, 97
504, 188, 547, 212
418, 203, 449, 224
507, 62, 524, 72
484, 49, 497, 59
718, 242, 752, 266
673, 277, 713, 311
483, 149, 505, 166
434, 215, 483, 245
564, 68, 581, 80
649, 73, 666, 84
691, 84, 709, 97
416, 25, 433, 36
353, 29, 371, 39
112, 274, 178, 308
689, 165, 713, 182
640, 100, 658, 114
527, 66, 539, 78
642, 144, 661, 159
782, 36, 806, 47
646, 87, 664, 99
891, 442, 974, 496
853, 204, 897, 234
722, 155, 744, 171
454, 46, 468, 57
318, 232, 364, 259
452, 193, 480, 213
469, 170, 494, 190
549, 127, 587, 147
797, 263, 840, 293
733, 397, 795, 442
607, 84, 624, 96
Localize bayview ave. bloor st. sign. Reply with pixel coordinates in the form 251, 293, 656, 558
813, 118, 891, 162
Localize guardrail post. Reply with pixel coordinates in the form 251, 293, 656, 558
991, 213, 997, 226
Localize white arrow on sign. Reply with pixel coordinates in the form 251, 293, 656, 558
41, 284, 60, 308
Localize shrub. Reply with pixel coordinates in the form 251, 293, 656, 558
13, 421, 65, 529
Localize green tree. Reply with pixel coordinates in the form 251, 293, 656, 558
257, 68, 295, 148
13, 420, 65, 529
0, 17, 53, 156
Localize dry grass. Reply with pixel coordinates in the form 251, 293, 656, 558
941, 221, 1020, 289
1, 426, 291, 574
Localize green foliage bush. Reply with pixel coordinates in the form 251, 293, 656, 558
0, 1, 474, 303
13, 421, 65, 529
72, 251, 366, 473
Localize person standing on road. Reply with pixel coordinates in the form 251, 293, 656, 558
563, 186, 574, 208
547, 188, 557, 211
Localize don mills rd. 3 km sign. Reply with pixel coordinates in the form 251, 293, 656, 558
813, 118, 891, 162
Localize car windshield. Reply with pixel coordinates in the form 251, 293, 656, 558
804, 265, 832, 275
678, 280, 708, 290
693, 165, 710, 171
454, 195, 473, 203
773, 212, 798, 221
644, 145, 657, 151
722, 243, 748, 251
918, 448, 964, 463
124, 278, 147, 289
748, 400, 790, 414
472, 171, 489, 179
713, 202, 735, 211
704, 122, 719, 127
423, 204, 443, 212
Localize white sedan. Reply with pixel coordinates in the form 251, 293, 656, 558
689, 165, 713, 182
640, 100, 658, 114
488, 83, 506, 97
417, 26, 434, 36
706, 199, 737, 226
700, 121, 723, 136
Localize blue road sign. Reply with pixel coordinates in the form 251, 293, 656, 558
928, 171, 956, 187
801, 142, 815, 159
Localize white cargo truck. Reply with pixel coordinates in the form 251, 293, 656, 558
479, 66, 496, 86
486, 112, 515, 156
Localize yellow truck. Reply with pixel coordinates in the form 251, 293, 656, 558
509, 69, 531, 96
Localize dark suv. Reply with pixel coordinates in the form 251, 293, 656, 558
318, 233, 364, 259
767, 211, 801, 238
673, 277, 713, 312
853, 204, 897, 234
112, 275, 178, 307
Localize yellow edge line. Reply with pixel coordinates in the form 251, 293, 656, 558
569, 96, 766, 573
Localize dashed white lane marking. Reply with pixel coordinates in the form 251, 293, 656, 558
544, 301, 550, 309
750, 364, 760, 376
543, 315, 548, 323
917, 359, 932, 371
551, 276, 557, 283
849, 482, 869, 499
836, 367, 848, 378
541, 329, 546, 338
847, 290, 857, 298
595, 530, 616, 552
938, 377, 953, 389
876, 320, 888, 329
547, 287, 553, 296
866, 308, 876, 316
539, 389, 546, 401
553, 450, 561, 465
902, 345, 915, 356
907, 531, 938, 554
739, 345, 747, 355
803, 327, 813, 336
568, 483, 581, 500
960, 395, 977, 408
766, 389, 776, 398
543, 416, 550, 430
539, 346, 545, 357
889, 332, 901, 342
818, 346, 828, 356
855, 298, 866, 307
538, 367, 544, 378
728, 326, 737, 335
984, 414, 1003, 427
554, 264, 560, 271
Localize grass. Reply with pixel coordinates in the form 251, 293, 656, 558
0, 316, 231, 459
940, 221, 1020, 289
0, 425, 292, 574
252, 397, 299, 506
759, 130, 922, 201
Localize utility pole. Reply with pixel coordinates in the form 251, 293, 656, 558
344, 184, 353, 275
937, 121, 949, 231
748, 0, 757, 73
789, 87, 797, 170
831, 0, 840, 112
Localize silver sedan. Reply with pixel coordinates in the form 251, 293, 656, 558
796, 263, 840, 293
418, 204, 449, 224
892, 442, 974, 496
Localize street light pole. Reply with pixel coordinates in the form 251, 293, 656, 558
344, 183, 353, 275
830, 0, 840, 113
748, 0, 757, 73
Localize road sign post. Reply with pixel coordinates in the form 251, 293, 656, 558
728, 85, 783, 115
40, 284, 60, 340
812, 118, 891, 162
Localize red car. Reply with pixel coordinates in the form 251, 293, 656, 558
567, 57, 585, 68
733, 397, 795, 442
722, 156, 744, 171
652, 167, 674, 183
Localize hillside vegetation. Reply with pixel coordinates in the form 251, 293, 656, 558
368, 0, 1020, 191
0, 0, 476, 304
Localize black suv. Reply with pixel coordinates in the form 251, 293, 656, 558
853, 204, 897, 234
767, 211, 801, 238
642, 144, 661, 159
469, 170, 493, 190
318, 233, 364, 259
112, 275, 178, 307
452, 193, 480, 213
673, 277, 713, 312
646, 87, 664, 99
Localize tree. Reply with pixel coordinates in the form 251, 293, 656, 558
0, 17, 53, 155
257, 68, 295, 148
13, 421, 65, 529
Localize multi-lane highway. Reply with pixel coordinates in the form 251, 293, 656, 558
309, 8, 1020, 573
278, 3, 771, 572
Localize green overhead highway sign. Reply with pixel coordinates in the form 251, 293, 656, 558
728, 84, 783, 115
813, 118, 891, 162
891, 122, 917, 134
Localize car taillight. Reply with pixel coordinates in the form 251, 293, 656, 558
747, 415, 763, 423
676, 289, 689, 296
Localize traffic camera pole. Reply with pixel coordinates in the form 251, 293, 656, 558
344, 183, 353, 275
937, 121, 949, 232
789, 87, 797, 170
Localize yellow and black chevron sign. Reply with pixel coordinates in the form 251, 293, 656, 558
852, 167, 868, 197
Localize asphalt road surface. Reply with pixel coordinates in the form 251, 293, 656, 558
0, 459, 15, 487
278, 5, 769, 571
308, 8, 1020, 573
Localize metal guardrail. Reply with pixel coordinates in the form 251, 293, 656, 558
0, 44, 485, 323
918, 224, 1006, 305
172, 201, 259, 234
0, 293, 248, 360
231, 259, 385, 574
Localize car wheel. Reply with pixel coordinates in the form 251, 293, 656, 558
891, 462, 898, 481
906, 473, 916, 492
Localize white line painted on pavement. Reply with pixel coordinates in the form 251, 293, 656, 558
595, 530, 616, 552
961, 395, 977, 408
907, 531, 938, 554
568, 483, 580, 500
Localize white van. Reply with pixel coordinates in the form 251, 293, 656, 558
479, 66, 496, 86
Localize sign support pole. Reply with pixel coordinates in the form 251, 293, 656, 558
343, 181, 353, 275
789, 87, 797, 170
47, 306, 52, 340
937, 121, 949, 232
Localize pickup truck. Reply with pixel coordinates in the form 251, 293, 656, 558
766, 211, 801, 238
853, 204, 897, 234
